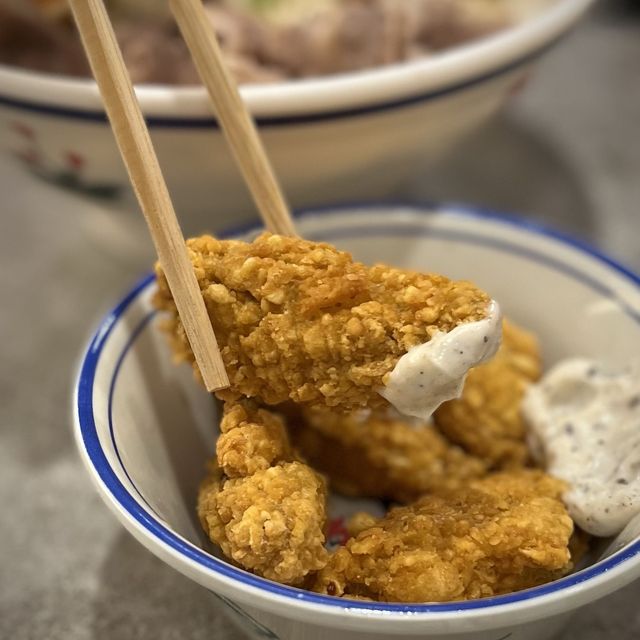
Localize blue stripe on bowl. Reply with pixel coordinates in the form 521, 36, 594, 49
0, 35, 561, 128
76, 204, 640, 615
107, 310, 159, 515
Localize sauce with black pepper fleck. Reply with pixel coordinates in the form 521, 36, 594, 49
523, 359, 640, 537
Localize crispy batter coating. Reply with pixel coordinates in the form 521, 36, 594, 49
154, 233, 491, 412
313, 471, 574, 602
434, 319, 541, 468
198, 400, 328, 585
290, 408, 487, 503
216, 399, 293, 477
347, 512, 380, 538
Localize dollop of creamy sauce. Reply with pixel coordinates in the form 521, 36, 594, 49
379, 301, 502, 420
523, 359, 640, 537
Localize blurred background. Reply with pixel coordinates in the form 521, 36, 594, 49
0, 0, 639, 638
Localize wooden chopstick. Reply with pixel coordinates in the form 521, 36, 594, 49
170, 0, 297, 238
69, 0, 230, 393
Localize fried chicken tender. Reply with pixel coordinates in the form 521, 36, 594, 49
313, 471, 574, 602
290, 408, 487, 503
434, 319, 541, 468
154, 233, 491, 412
198, 400, 328, 585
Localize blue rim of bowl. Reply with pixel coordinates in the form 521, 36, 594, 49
75, 202, 640, 615
0, 33, 560, 128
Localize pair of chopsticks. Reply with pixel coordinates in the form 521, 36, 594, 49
68, 0, 297, 393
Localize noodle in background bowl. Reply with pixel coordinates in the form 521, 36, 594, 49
74, 203, 640, 640
2, 0, 594, 232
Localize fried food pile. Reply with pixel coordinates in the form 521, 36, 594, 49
154, 232, 490, 413
155, 234, 582, 604
197, 397, 578, 602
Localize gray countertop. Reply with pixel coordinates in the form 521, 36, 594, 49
1, 2, 639, 638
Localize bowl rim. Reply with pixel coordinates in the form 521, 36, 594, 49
2, 0, 595, 123
73, 202, 640, 627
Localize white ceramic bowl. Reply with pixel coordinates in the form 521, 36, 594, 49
2, 0, 594, 230
74, 203, 640, 640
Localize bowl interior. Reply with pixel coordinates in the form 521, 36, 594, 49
80, 204, 640, 609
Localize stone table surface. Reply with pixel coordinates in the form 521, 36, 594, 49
1, 1, 639, 638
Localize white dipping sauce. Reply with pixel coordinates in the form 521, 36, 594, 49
523, 359, 640, 537
379, 301, 502, 420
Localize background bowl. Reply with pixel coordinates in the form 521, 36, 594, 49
74, 203, 640, 640
1, 0, 594, 230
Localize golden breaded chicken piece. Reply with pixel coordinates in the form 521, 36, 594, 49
154, 233, 491, 413
198, 400, 328, 585
290, 408, 487, 503
216, 399, 294, 477
434, 319, 541, 468
313, 471, 574, 602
